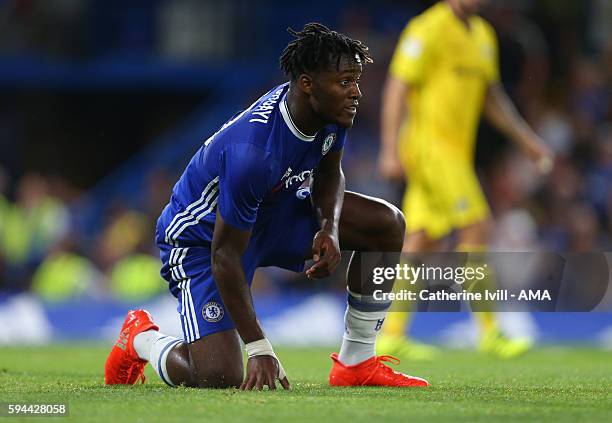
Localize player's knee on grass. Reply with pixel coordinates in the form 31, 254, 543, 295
185, 331, 244, 389
192, 365, 243, 389
181, 354, 243, 389
164, 343, 242, 388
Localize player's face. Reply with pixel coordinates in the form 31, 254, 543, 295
309, 55, 363, 128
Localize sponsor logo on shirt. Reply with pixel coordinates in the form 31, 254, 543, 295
285, 169, 313, 189
271, 167, 314, 192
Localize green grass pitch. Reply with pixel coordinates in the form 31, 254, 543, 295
1, 345, 611, 422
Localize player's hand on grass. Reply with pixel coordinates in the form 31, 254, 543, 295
306, 229, 341, 279
241, 355, 290, 391
377, 150, 405, 182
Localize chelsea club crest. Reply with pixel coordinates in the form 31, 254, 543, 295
202, 302, 224, 322
322, 133, 336, 155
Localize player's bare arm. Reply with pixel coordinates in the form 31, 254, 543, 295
307, 150, 344, 279
211, 212, 290, 390
211, 212, 261, 343
484, 83, 554, 173
378, 75, 409, 182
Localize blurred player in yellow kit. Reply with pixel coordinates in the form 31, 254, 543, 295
377, 0, 553, 359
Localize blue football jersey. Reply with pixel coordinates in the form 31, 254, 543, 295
157, 83, 347, 248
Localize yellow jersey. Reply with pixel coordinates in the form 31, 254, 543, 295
389, 1, 499, 166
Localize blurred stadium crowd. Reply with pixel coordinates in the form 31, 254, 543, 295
0, 0, 610, 302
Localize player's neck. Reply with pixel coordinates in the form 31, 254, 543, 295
446, 0, 471, 30
286, 88, 325, 136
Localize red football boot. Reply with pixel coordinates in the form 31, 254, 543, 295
329, 353, 429, 387
104, 309, 159, 385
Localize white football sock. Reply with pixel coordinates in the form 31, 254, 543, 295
134, 330, 182, 387
338, 291, 389, 365
149, 335, 182, 387
133, 330, 164, 360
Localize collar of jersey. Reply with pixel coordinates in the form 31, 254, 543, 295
279, 94, 317, 142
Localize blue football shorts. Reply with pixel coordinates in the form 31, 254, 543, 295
156, 192, 318, 343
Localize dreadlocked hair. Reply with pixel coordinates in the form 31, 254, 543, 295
279, 22, 373, 80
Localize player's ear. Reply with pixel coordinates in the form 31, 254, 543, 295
297, 73, 313, 95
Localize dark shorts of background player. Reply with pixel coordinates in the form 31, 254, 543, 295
156, 193, 318, 343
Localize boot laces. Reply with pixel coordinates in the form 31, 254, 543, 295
376, 355, 401, 373
362, 355, 402, 384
